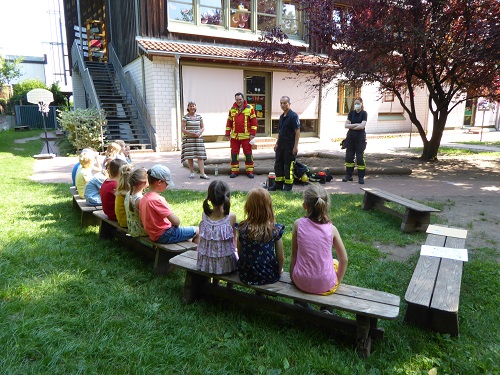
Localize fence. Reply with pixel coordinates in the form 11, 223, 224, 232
14, 105, 68, 130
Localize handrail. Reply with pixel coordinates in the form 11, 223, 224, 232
71, 42, 101, 113
107, 43, 157, 150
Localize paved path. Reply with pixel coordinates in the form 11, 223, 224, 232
32, 130, 500, 199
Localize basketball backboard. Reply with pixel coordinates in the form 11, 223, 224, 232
27, 89, 54, 105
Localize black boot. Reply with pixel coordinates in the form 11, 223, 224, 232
269, 181, 284, 191
342, 167, 354, 182
358, 169, 365, 184
283, 183, 293, 192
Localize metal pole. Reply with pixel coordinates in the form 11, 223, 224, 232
57, 0, 68, 86
480, 109, 485, 142
77, 0, 84, 60
41, 104, 52, 154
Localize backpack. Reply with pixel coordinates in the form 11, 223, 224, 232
293, 161, 310, 184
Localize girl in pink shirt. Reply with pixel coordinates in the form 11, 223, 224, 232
290, 184, 348, 296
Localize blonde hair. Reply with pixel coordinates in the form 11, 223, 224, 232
239, 188, 277, 242
128, 167, 148, 211
303, 184, 331, 224
78, 153, 93, 167
115, 164, 135, 196
105, 142, 121, 158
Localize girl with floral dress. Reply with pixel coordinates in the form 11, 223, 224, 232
124, 167, 149, 237
237, 187, 285, 285
197, 180, 238, 274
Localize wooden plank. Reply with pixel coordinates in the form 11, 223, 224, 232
170, 251, 400, 320
361, 188, 440, 212
429, 236, 465, 336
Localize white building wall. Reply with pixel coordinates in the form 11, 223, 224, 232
144, 55, 179, 151
71, 70, 86, 109
11, 62, 46, 85
123, 57, 144, 97
318, 81, 339, 141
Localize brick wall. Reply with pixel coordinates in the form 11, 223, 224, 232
71, 71, 86, 109
143, 55, 179, 152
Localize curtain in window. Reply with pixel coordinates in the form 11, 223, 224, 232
182, 65, 243, 135
272, 72, 319, 119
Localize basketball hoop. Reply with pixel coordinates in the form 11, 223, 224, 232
27, 89, 56, 158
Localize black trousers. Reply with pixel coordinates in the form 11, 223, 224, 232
345, 130, 366, 169
274, 140, 295, 184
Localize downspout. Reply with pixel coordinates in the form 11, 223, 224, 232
174, 54, 182, 151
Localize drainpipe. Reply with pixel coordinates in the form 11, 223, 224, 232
174, 54, 181, 151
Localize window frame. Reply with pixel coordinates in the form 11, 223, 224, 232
337, 82, 361, 115
167, 0, 305, 39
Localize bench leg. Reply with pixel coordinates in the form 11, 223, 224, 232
81, 211, 99, 227
99, 219, 117, 239
356, 315, 374, 358
362, 193, 384, 210
183, 271, 209, 304
401, 209, 431, 232
430, 310, 459, 336
404, 303, 431, 329
154, 249, 175, 275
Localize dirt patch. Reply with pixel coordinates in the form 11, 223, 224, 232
276, 151, 500, 262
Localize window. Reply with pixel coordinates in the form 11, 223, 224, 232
337, 82, 361, 115
383, 92, 394, 102
169, 1, 194, 23
200, 0, 223, 25
332, 6, 351, 31
281, 2, 300, 37
168, 1, 304, 38
257, 0, 278, 32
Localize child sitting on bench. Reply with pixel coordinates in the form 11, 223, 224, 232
290, 184, 348, 296
237, 188, 284, 285
139, 164, 199, 244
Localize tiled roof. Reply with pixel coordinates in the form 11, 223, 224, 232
138, 39, 252, 60
137, 39, 322, 65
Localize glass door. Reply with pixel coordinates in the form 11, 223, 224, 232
245, 72, 271, 136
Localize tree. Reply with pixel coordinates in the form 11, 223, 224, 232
7, 79, 47, 113
0, 55, 22, 89
252, 0, 500, 161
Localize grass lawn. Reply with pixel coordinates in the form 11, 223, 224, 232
0, 130, 498, 374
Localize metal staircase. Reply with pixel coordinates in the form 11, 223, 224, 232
86, 62, 152, 149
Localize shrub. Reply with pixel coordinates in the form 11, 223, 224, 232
57, 108, 106, 151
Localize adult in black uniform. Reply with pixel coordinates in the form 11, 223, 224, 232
270, 96, 300, 192
343, 97, 367, 184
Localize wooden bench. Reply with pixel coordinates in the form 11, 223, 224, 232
169, 251, 400, 358
14, 125, 30, 132
404, 225, 467, 336
361, 187, 440, 232
93, 210, 197, 275
70, 186, 102, 227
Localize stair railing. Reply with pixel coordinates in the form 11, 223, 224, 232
71, 41, 101, 113
108, 43, 157, 150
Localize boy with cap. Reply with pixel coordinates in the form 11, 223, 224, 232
139, 164, 199, 244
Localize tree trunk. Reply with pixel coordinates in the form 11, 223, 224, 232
420, 110, 448, 161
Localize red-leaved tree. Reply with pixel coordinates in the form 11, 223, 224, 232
251, 0, 500, 161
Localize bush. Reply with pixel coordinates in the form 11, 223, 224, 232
57, 108, 106, 152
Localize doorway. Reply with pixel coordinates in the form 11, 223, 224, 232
244, 72, 271, 136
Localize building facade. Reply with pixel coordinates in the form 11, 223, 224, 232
63, 0, 498, 151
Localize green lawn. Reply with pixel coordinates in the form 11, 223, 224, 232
0, 129, 498, 374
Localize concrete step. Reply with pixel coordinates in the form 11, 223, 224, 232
252, 137, 275, 150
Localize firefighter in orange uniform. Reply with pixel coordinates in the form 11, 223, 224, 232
225, 92, 258, 178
